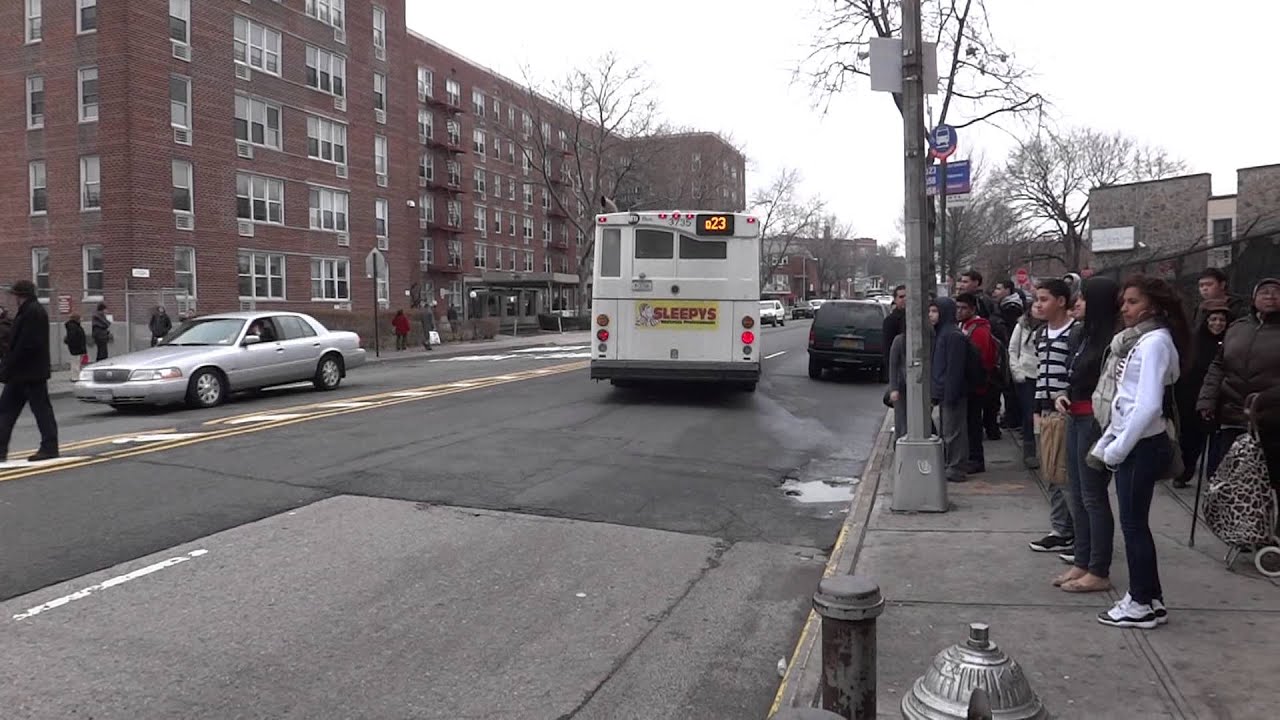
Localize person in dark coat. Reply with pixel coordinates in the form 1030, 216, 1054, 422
0, 280, 60, 462
149, 306, 172, 347
64, 314, 89, 383
1173, 299, 1229, 487
881, 285, 906, 370
0, 307, 12, 362
420, 303, 437, 350
91, 302, 111, 361
931, 296, 970, 483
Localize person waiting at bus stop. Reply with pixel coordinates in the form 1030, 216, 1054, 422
0, 280, 60, 463
930, 296, 970, 483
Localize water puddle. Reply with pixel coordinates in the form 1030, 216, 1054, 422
779, 477, 858, 504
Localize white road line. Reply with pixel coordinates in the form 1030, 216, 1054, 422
765, 351, 787, 359
0, 456, 90, 470
225, 413, 307, 425
111, 433, 205, 444
315, 401, 376, 409
12, 549, 208, 621
509, 345, 590, 354
388, 391, 433, 397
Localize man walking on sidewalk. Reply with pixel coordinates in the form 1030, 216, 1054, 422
0, 280, 60, 463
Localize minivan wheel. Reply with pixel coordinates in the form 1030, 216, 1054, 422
808, 357, 824, 380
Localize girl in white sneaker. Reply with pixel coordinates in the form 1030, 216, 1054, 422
1090, 275, 1190, 629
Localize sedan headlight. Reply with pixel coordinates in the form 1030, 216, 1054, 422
78, 369, 94, 382
129, 367, 184, 381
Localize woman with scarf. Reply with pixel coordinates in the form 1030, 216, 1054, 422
1051, 276, 1121, 593
1089, 275, 1190, 629
1006, 295, 1043, 469
1173, 300, 1231, 488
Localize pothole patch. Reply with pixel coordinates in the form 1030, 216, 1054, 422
779, 477, 859, 504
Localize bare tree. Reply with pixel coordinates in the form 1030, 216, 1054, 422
999, 125, 1186, 271
509, 53, 665, 313
752, 168, 826, 291
802, 0, 1043, 128
807, 217, 861, 296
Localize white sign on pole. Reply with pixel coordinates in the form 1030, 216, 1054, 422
365, 248, 388, 279
869, 37, 939, 94
1090, 227, 1136, 253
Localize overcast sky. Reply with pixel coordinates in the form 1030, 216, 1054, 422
407, 1, 1277, 244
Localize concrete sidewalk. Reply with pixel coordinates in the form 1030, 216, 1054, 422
8, 330, 592, 400
781, 415, 1280, 718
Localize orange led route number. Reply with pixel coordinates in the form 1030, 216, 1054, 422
695, 213, 734, 236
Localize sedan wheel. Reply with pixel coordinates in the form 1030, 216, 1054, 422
187, 369, 225, 408
314, 355, 343, 391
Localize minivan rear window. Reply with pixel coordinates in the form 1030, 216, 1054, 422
815, 303, 883, 329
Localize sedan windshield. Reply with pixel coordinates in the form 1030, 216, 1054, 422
163, 318, 247, 346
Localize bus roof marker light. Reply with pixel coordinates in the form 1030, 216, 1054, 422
597, 216, 608, 223
746, 216, 757, 224
658, 213, 668, 219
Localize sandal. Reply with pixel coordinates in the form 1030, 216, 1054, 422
1052, 568, 1086, 587
1062, 574, 1112, 593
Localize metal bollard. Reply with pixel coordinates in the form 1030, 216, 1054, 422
774, 710, 847, 720
812, 574, 885, 719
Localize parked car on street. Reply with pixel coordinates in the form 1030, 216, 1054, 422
74, 311, 367, 410
759, 299, 786, 326
807, 300, 889, 381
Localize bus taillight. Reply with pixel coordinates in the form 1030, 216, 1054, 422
741, 315, 754, 329
596, 314, 610, 327
741, 331, 755, 345
597, 329, 610, 342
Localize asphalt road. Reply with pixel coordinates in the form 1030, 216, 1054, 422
0, 322, 889, 719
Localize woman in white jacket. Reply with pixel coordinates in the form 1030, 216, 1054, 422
1007, 298, 1043, 468
1090, 275, 1191, 630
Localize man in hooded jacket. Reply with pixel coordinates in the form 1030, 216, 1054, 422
931, 296, 970, 483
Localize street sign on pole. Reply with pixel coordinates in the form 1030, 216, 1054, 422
868, 36, 939, 95
927, 124, 957, 160
1015, 268, 1029, 286
925, 160, 971, 196
365, 248, 387, 279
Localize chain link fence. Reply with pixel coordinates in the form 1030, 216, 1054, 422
1090, 232, 1280, 311
124, 289, 195, 353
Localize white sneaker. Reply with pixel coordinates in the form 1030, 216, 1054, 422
1151, 598, 1168, 625
1097, 593, 1158, 629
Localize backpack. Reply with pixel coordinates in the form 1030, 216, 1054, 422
963, 337, 987, 389
961, 322, 1002, 390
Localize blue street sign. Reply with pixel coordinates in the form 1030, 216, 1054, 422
925, 160, 971, 196
928, 124, 958, 160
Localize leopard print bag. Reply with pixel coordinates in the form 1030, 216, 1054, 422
1202, 432, 1278, 548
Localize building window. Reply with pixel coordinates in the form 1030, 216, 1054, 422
541, 188, 550, 210
77, 0, 97, 34
418, 108, 432, 139
234, 17, 282, 75
541, 121, 551, 144
473, 129, 486, 157
306, 116, 347, 164
507, 212, 516, 237
175, 247, 196, 299
83, 245, 104, 298
309, 186, 350, 232
26, 0, 42, 43
446, 199, 461, 227
522, 183, 533, 206
170, 75, 191, 129
522, 217, 533, 240
32, 248, 51, 300
310, 258, 350, 301
420, 153, 433, 182
305, 0, 345, 29
524, 251, 534, 272
473, 168, 486, 195
421, 236, 434, 265
445, 78, 460, 107
447, 161, 461, 186
26, 76, 44, 129
475, 244, 487, 269
305, 46, 346, 97
473, 205, 487, 234
493, 210, 502, 234
506, 140, 515, 164
1212, 218, 1234, 245
236, 95, 282, 149
372, 5, 386, 50
377, 267, 389, 305
375, 198, 388, 238
472, 89, 485, 117
171, 160, 193, 215
238, 251, 285, 300
544, 255, 552, 273
522, 112, 532, 136
492, 172, 501, 198
374, 135, 388, 178
80, 156, 101, 211
236, 173, 284, 224
446, 119, 461, 146
170, 0, 189, 44
29, 161, 47, 215
417, 67, 433, 100
521, 150, 531, 176
507, 178, 516, 201
542, 221, 551, 242
373, 72, 387, 112
78, 67, 99, 122
493, 97, 501, 118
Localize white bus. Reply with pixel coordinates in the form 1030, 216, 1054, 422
589, 210, 763, 391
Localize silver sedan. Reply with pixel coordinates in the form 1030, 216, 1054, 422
74, 311, 367, 410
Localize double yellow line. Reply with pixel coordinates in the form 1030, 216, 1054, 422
0, 361, 586, 484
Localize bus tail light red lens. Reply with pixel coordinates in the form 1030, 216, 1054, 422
741, 315, 754, 329
597, 329, 610, 342
741, 331, 755, 345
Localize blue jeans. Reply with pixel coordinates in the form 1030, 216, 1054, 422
1114, 433, 1173, 605
1016, 381, 1036, 457
1066, 413, 1113, 576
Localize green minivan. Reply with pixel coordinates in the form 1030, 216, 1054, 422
807, 300, 889, 381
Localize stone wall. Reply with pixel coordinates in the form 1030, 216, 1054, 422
1235, 164, 1280, 236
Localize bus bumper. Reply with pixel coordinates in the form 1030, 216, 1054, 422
590, 360, 760, 383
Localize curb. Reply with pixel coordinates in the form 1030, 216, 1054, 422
33, 334, 590, 401
769, 409, 895, 715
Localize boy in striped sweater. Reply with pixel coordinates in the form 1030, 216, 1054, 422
1029, 278, 1079, 554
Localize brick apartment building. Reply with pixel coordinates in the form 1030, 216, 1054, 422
1, 0, 744, 342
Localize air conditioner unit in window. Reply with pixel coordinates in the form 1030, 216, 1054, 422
377, 236, 389, 251
175, 214, 194, 231
172, 41, 191, 62
376, 175, 388, 188
375, 109, 386, 124
418, 177, 428, 187
336, 232, 350, 247
333, 96, 346, 112
419, 219, 429, 229
334, 27, 346, 44
236, 142, 254, 159
235, 64, 251, 81
173, 127, 191, 145
237, 220, 255, 237
375, 46, 386, 62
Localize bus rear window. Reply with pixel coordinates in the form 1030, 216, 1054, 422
600, 228, 621, 277
679, 234, 727, 259
815, 303, 884, 329
635, 229, 674, 259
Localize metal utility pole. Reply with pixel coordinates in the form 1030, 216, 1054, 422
891, 0, 947, 513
